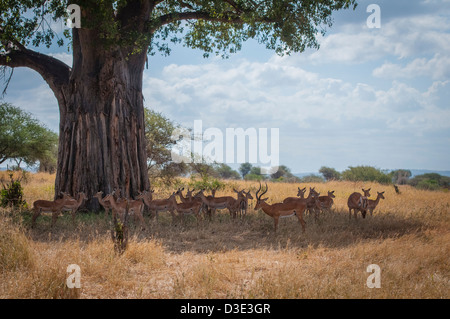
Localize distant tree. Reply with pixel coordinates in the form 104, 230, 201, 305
408, 173, 450, 191
37, 131, 59, 174
299, 174, 325, 183
244, 173, 265, 181
0, 103, 57, 169
144, 108, 188, 183
189, 159, 220, 180
239, 163, 252, 179
390, 169, 412, 185
342, 166, 391, 184
319, 166, 341, 181
270, 165, 300, 182
216, 163, 241, 180
250, 166, 262, 176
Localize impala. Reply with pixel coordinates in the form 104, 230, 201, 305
176, 188, 194, 203
254, 183, 306, 232
104, 193, 146, 229
282, 186, 307, 202
168, 192, 203, 224
317, 190, 335, 213
136, 190, 176, 223
60, 192, 87, 224
194, 189, 242, 219
283, 187, 320, 219
94, 191, 113, 218
237, 189, 253, 217
367, 191, 385, 216
31, 194, 72, 228
347, 188, 371, 219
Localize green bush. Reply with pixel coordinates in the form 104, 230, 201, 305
188, 175, 225, 192
1, 173, 27, 209
408, 173, 450, 191
341, 166, 391, 184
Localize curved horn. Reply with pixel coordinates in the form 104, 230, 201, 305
259, 182, 268, 199
256, 182, 262, 199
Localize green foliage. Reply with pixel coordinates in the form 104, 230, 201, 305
408, 173, 450, 191
1, 1, 357, 60
239, 162, 252, 178
144, 107, 188, 184
389, 169, 412, 185
298, 174, 324, 183
188, 174, 225, 192
244, 173, 265, 181
271, 165, 297, 180
1, 173, 27, 209
342, 166, 391, 184
0, 103, 58, 169
216, 163, 240, 180
319, 166, 341, 181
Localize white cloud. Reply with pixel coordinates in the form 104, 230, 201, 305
373, 54, 450, 80
293, 13, 450, 65
143, 54, 450, 139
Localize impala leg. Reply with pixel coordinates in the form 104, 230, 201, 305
31, 209, 40, 228
273, 216, 279, 232
51, 211, 59, 227
296, 211, 307, 233
71, 210, 76, 225
138, 211, 146, 230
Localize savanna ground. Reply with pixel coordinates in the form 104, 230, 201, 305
1, 172, 449, 299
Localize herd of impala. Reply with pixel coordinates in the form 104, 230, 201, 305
31, 183, 385, 231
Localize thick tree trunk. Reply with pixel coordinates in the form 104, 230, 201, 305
55, 44, 150, 210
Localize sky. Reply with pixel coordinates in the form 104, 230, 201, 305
2, 0, 450, 174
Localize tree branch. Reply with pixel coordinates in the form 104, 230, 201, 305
149, 10, 257, 33
0, 47, 71, 97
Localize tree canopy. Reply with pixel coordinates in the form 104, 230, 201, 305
0, 102, 58, 169
1, 0, 358, 75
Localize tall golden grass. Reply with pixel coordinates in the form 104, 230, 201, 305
0, 172, 449, 298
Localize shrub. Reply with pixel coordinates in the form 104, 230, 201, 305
341, 166, 391, 184
1, 173, 27, 209
409, 173, 450, 191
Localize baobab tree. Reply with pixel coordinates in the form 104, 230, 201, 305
0, 0, 357, 209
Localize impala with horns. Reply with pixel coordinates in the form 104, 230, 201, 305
254, 183, 306, 232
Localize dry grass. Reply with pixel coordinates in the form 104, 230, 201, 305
0, 172, 449, 299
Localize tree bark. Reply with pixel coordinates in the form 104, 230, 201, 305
55, 42, 150, 210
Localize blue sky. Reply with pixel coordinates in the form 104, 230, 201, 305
2, 0, 450, 173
